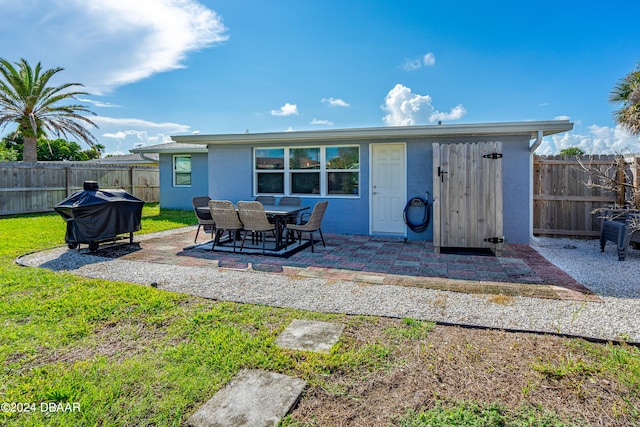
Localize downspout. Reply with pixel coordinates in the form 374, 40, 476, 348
529, 130, 543, 242
139, 152, 156, 163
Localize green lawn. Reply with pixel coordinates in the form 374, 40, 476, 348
0, 205, 395, 425
1, 205, 639, 426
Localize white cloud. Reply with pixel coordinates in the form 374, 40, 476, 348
402, 59, 423, 71
554, 115, 571, 121
430, 104, 467, 123
271, 103, 299, 116
93, 116, 190, 131
402, 52, 436, 71
422, 52, 436, 66
93, 116, 190, 154
310, 118, 333, 125
322, 97, 350, 107
382, 84, 466, 126
78, 98, 121, 108
1, 0, 228, 95
537, 124, 640, 155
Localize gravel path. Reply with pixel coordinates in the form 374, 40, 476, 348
16, 229, 640, 344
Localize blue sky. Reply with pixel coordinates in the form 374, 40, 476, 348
1, 0, 639, 155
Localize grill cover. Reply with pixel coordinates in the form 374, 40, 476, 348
55, 182, 144, 245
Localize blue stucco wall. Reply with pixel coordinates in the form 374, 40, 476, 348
500, 136, 532, 244
406, 141, 433, 240
164, 135, 533, 244
158, 152, 208, 210
207, 144, 371, 236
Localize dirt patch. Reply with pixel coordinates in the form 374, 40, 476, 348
288, 318, 639, 426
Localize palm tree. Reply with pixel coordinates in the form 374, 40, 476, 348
0, 58, 97, 162
610, 62, 640, 135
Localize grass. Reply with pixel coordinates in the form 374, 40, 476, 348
1, 206, 640, 425
397, 402, 573, 427
0, 206, 402, 425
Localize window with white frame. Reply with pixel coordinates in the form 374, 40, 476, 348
173, 155, 192, 187
254, 146, 359, 196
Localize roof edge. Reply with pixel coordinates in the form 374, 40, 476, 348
130, 142, 208, 154
171, 121, 573, 145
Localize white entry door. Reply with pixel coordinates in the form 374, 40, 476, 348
371, 143, 406, 235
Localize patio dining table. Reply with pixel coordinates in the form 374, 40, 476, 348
197, 203, 309, 251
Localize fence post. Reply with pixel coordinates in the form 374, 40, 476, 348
129, 166, 135, 198
616, 155, 626, 207
65, 166, 72, 196
634, 156, 640, 209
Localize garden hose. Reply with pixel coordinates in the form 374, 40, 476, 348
403, 197, 431, 233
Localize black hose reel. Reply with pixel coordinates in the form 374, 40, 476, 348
403, 196, 431, 233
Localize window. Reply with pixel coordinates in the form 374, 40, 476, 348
255, 148, 284, 193
254, 145, 359, 197
326, 146, 359, 195
289, 148, 320, 194
173, 155, 192, 187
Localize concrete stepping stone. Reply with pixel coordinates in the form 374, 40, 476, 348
275, 319, 345, 353
186, 369, 306, 427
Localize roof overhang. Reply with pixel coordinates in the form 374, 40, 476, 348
130, 142, 208, 154
170, 120, 573, 146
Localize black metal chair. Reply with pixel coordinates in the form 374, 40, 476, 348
255, 195, 276, 205
192, 196, 215, 243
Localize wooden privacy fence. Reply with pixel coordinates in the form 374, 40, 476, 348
533, 154, 640, 237
0, 162, 159, 215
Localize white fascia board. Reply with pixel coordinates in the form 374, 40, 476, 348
130, 142, 207, 154
171, 121, 574, 146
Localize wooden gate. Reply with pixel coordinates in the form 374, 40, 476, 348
433, 141, 504, 254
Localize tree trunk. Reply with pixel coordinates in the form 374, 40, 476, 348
23, 136, 37, 162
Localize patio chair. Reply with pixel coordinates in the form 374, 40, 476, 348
255, 195, 276, 205
208, 200, 244, 253
279, 196, 303, 240
192, 196, 215, 243
237, 201, 276, 254
278, 196, 301, 206
285, 201, 328, 253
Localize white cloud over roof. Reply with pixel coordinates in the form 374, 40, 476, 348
382, 84, 466, 126
271, 103, 299, 116
310, 118, 333, 125
94, 116, 190, 154
402, 52, 436, 71
322, 97, 350, 107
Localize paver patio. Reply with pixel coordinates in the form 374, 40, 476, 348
92, 228, 599, 302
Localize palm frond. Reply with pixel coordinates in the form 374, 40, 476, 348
610, 63, 640, 135
0, 57, 98, 146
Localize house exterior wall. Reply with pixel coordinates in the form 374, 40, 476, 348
401, 134, 530, 244
166, 134, 533, 244
158, 152, 208, 210
195, 136, 531, 244
207, 144, 371, 236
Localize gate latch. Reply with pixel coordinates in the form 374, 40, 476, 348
437, 166, 448, 182
482, 152, 503, 159
484, 237, 504, 244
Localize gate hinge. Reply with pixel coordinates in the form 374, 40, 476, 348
484, 237, 504, 244
482, 152, 503, 159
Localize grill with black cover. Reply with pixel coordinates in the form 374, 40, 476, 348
54, 181, 144, 251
